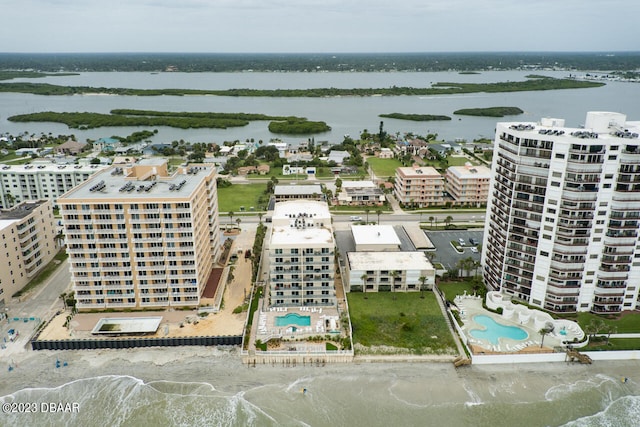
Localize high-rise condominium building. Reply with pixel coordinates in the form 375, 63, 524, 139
0, 200, 57, 306
483, 111, 640, 314
0, 163, 106, 208
58, 159, 219, 311
268, 200, 336, 307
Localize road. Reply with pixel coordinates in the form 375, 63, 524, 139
1, 259, 71, 358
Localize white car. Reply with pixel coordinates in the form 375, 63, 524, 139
470, 247, 478, 253
350, 216, 363, 221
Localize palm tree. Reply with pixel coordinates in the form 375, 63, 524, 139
59, 292, 68, 310
391, 270, 400, 298
361, 274, 368, 299
235, 217, 242, 230
257, 212, 264, 223
419, 275, 427, 299
444, 215, 454, 229
376, 209, 382, 225
364, 208, 371, 223
428, 216, 434, 230
227, 211, 234, 230
539, 326, 553, 348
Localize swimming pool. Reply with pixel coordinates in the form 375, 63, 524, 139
469, 315, 528, 345
275, 313, 311, 327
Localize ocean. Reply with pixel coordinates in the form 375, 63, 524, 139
1, 348, 639, 426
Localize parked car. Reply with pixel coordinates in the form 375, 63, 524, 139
350, 216, 363, 221
469, 238, 478, 245
458, 238, 465, 246
470, 247, 478, 253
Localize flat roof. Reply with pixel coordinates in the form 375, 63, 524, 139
274, 184, 323, 196
91, 316, 163, 335
270, 225, 334, 246
402, 224, 435, 250
348, 251, 434, 271
352, 225, 400, 246
59, 165, 214, 201
447, 165, 492, 179
272, 200, 331, 219
0, 163, 106, 174
397, 166, 441, 178
341, 180, 376, 189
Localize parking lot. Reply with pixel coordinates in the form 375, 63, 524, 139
425, 230, 484, 276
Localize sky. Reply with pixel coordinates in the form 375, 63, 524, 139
1, 0, 639, 53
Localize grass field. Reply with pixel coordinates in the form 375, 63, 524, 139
367, 157, 402, 177
217, 183, 267, 212
438, 281, 477, 302
347, 292, 457, 354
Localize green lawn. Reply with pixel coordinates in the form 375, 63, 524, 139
447, 156, 474, 166
585, 338, 640, 351
217, 183, 268, 212
367, 157, 403, 177
347, 292, 457, 354
575, 311, 640, 334
438, 281, 477, 302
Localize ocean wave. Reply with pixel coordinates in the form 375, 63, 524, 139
560, 395, 640, 427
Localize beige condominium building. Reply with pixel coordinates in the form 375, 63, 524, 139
0, 200, 57, 307
394, 166, 445, 207
445, 164, 492, 207
484, 112, 640, 314
58, 159, 220, 311
268, 200, 336, 308
0, 163, 106, 209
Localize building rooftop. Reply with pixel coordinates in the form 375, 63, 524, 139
500, 112, 640, 141
341, 180, 376, 189
272, 200, 331, 220
270, 225, 334, 246
447, 164, 492, 179
0, 200, 48, 230
274, 184, 323, 196
396, 166, 441, 178
59, 163, 214, 201
0, 163, 106, 173
352, 225, 401, 247
348, 251, 434, 271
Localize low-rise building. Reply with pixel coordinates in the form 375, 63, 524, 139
0, 200, 57, 306
352, 225, 400, 251
274, 184, 323, 202
445, 164, 491, 207
337, 180, 385, 206
346, 251, 435, 292
394, 166, 445, 207
377, 148, 394, 159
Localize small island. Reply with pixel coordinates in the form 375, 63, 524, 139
379, 113, 452, 122
8, 109, 330, 134
453, 107, 524, 117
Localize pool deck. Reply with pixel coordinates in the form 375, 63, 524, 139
255, 302, 341, 340
453, 295, 575, 354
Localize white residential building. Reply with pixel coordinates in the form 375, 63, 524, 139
346, 251, 435, 292
268, 200, 336, 307
483, 111, 640, 314
0, 163, 106, 208
58, 159, 220, 311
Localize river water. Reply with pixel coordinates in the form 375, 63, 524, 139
2, 71, 640, 426
2, 70, 640, 145
1, 348, 639, 427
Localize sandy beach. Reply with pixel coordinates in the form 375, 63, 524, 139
2, 345, 640, 427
